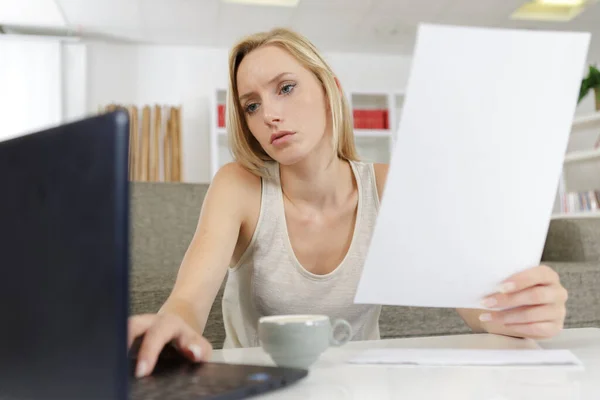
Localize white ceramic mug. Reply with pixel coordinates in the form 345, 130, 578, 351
258, 314, 353, 369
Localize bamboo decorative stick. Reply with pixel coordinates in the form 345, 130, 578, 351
150, 105, 160, 181
169, 107, 177, 182
164, 110, 172, 182
173, 107, 181, 182
140, 106, 151, 181
128, 106, 138, 181
155, 105, 162, 181
171, 107, 177, 182
131, 106, 139, 181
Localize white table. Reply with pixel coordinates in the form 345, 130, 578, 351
212, 327, 600, 399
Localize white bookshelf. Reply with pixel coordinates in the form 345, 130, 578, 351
209, 88, 405, 178
552, 211, 600, 219
349, 91, 405, 164
553, 110, 600, 219
209, 88, 230, 178
572, 111, 600, 129
563, 148, 600, 163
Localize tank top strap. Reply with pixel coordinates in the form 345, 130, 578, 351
349, 159, 380, 214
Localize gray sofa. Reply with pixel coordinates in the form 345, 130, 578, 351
129, 182, 600, 349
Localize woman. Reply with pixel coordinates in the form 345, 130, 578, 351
129, 27, 568, 378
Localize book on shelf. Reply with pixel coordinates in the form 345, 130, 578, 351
560, 190, 600, 213
217, 104, 226, 128
353, 109, 389, 130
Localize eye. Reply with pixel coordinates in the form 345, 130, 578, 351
245, 103, 259, 114
280, 83, 296, 95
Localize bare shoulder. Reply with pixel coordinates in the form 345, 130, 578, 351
203, 162, 261, 218
372, 163, 389, 200
212, 162, 261, 191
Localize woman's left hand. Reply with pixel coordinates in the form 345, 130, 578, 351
478, 265, 568, 339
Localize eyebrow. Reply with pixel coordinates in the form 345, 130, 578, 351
239, 72, 294, 103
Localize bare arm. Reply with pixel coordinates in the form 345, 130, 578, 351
157, 162, 260, 334
129, 163, 261, 377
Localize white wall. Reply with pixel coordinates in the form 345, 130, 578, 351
84, 42, 412, 182
0, 36, 63, 141
61, 43, 88, 122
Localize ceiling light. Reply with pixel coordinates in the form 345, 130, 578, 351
534, 0, 586, 5
221, 0, 300, 7
510, 0, 594, 21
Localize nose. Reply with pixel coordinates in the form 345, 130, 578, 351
262, 98, 282, 127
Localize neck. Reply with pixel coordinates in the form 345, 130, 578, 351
279, 142, 354, 209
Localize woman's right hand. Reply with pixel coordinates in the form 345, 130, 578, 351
128, 313, 213, 378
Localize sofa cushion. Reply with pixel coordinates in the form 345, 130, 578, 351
129, 182, 207, 313
542, 219, 600, 262
547, 261, 600, 329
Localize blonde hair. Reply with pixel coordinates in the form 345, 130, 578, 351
226, 27, 359, 177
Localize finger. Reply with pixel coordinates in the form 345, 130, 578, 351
175, 333, 213, 363
135, 318, 183, 378
496, 304, 565, 325
128, 314, 156, 350
502, 321, 563, 340
482, 284, 567, 309
496, 265, 560, 294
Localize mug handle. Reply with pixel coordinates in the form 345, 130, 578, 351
329, 319, 352, 347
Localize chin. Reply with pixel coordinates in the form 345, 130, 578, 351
265, 144, 311, 166
271, 151, 307, 166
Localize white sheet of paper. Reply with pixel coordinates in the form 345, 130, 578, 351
348, 349, 584, 368
354, 24, 590, 309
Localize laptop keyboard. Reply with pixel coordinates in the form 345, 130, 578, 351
130, 374, 251, 399
128, 361, 298, 400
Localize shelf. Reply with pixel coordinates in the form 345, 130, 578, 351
354, 129, 392, 138
564, 148, 600, 163
551, 211, 600, 219
218, 129, 391, 140
351, 93, 388, 108
572, 111, 600, 130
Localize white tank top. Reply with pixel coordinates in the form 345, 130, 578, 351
220, 160, 382, 348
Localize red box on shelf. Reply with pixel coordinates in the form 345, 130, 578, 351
217, 104, 226, 128
353, 109, 388, 130
353, 110, 363, 129
382, 110, 389, 130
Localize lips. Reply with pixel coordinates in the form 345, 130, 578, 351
270, 131, 294, 144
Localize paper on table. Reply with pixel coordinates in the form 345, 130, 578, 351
348, 349, 584, 368
354, 24, 591, 309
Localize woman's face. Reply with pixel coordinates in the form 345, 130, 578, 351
236, 45, 331, 165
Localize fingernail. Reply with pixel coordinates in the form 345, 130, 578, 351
135, 361, 148, 378
497, 282, 516, 294
479, 313, 492, 322
188, 344, 202, 361
481, 297, 497, 308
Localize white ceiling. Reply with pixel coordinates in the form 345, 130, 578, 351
3, 0, 600, 58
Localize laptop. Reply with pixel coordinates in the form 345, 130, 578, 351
0, 110, 308, 400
